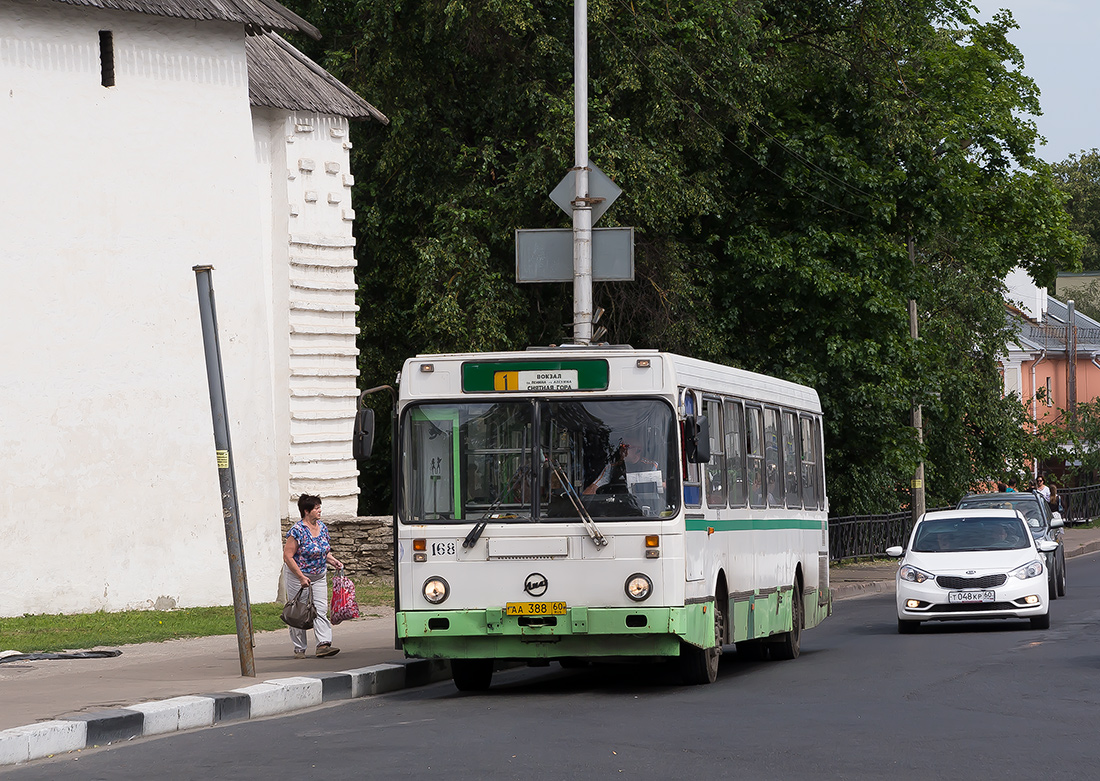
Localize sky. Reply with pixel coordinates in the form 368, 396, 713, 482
974, 1, 1100, 163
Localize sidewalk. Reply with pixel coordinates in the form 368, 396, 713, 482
4, 526, 1100, 766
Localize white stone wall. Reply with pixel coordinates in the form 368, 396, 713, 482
0, 1, 284, 615
252, 109, 362, 520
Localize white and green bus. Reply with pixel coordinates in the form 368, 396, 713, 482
377, 345, 829, 689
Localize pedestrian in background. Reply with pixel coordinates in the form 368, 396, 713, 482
1006, 478, 1017, 492
283, 494, 342, 659
1035, 475, 1051, 502
1049, 483, 1064, 515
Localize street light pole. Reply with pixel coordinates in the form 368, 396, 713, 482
909, 237, 925, 522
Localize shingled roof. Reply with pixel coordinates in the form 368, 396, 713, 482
49, 0, 321, 39
246, 32, 388, 123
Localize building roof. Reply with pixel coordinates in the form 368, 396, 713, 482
1008, 296, 1100, 355
48, 0, 321, 39
245, 33, 388, 123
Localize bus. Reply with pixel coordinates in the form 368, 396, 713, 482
369, 345, 829, 689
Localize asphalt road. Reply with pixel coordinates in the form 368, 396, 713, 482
8, 552, 1100, 780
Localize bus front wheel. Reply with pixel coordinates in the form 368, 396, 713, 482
451, 658, 494, 692
679, 598, 725, 685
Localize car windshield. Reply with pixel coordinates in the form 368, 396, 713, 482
957, 495, 1046, 530
912, 518, 1031, 552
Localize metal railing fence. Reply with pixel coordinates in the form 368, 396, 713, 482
1054, 484, 1100, 524
828, 508, 950, 563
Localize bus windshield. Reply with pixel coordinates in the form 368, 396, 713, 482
401, 398, 680, 523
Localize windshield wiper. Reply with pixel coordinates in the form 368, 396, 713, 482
546, 456, 607, 548
463, 465, 534, 549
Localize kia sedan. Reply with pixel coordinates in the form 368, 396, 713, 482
887, 509, 1058, 633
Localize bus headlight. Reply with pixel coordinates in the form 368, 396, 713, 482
423, 577, 449, 604
625, 573, 652, 602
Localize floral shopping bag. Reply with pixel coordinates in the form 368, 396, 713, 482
330, 569, 360, 624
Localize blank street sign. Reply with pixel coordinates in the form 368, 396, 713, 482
549, 162, 622, 225
516, 227, 634, 283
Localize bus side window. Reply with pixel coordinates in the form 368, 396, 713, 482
705, 397, 726, 508
725, 400, 746, 507
682, 390, 702, 507
800, 416, 816, 509
814, 417, 825, 509
763, 407, 781, 507
746, 406, 765, 508
782, 410, 800, 507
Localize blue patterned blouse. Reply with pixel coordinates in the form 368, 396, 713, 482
288, 521, 331, 576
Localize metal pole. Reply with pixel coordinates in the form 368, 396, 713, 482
908, 238, 925, 522
193, 265, 255, 677
572, 0, 593, 345
1067, 299, 1078, 420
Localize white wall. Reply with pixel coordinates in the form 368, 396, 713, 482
253, 108, 362, 519
1005, 267, 1047, 322
0, 1, 283, 615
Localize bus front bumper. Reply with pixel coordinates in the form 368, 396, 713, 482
397, 604, 711, 660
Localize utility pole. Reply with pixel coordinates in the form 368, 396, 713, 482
909, 238, 925, 522
1067, 299, 1078, 420
572, 0, 593, 345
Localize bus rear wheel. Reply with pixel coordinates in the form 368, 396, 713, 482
680, 597, 725, 685
451, 658, 494, 692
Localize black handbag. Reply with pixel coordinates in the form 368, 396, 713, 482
281, 585, 317, 629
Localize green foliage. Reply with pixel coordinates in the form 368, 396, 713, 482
1052, 149, 1100, 270
280, 0, 1080, 515
1061, 279, 1100, 323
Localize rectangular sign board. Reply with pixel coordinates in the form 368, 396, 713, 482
462, 360, 610, 392
515, 227, 635, 283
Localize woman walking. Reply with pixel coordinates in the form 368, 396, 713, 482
283, 494, 343, 658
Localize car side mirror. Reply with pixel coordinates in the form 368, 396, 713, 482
885, 546, 904, 558
1037, 540, 1059, 553
1051, 516, 1064, 528
685, 416, 711, 464
352, 408, 376, 460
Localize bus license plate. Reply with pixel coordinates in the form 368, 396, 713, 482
948, 590, 994, 603
506, 601, 567, 616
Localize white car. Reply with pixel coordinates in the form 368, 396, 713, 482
886, 509, 1058, 633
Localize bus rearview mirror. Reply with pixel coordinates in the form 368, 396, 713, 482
687, 416, 711, 464
353, 408, 376, 460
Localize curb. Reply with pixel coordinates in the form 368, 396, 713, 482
1066, 540, 1100, 559
830, 580, 895, 601
0, 658, 451, 767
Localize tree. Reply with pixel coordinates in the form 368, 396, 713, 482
1052, 149, 1100, 271
279, 0, 1081, 516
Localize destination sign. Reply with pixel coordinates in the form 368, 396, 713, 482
462, 360, 609, 393
495, 369, 578, 392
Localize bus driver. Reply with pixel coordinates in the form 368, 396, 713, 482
582, 436, 662, 496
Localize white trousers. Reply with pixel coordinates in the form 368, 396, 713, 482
283, 567, 332, 651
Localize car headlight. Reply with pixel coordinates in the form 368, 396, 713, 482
898, 564, 934, 583
625, 573, 652, 601
1009, 560, 1045, 580
423, 577, 449, 604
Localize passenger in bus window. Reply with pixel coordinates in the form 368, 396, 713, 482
582, 436, 662, 495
